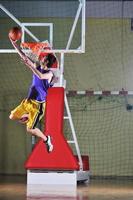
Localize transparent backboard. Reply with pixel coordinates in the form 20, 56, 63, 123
0, 0, 85, 53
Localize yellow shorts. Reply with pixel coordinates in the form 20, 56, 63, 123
10, 99, 45, 129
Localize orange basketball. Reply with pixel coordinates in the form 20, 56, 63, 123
8, 27, 22, 41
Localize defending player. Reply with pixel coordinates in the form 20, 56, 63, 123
8, 34, 55, 153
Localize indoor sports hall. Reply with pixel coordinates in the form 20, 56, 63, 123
0, 0, 133, 200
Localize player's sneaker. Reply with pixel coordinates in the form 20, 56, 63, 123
45, 135, 53, 153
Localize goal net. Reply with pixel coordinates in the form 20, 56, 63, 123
65, 93, 133, 177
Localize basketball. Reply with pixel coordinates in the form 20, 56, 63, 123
8, 27, 22, 41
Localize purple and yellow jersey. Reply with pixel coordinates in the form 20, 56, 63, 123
27, 66, 53, 102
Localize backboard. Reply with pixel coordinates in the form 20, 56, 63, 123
0, 0, 86, 54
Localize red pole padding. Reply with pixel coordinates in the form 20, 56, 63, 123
25, 87, 79, 170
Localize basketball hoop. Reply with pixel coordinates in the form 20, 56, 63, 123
21, 41, 59, 68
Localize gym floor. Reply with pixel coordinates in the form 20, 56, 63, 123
0, 175, 133, 200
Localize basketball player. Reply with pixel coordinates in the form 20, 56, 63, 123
9, 37, 55, 153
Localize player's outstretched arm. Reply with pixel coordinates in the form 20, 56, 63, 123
24, 60, 53, 81
9, 37, 35, 68
9, 37, 26, 59
9, 37, 53, 81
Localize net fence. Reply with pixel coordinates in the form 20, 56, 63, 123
65, 94, 133, 177
0, 0, 133, 180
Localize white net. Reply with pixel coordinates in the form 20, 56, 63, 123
65, 93, 133, 177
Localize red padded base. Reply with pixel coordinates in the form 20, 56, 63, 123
25, 87, 79, 170
75, 155, 90, 171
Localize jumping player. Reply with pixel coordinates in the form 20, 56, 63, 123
9, 37, 55, 153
